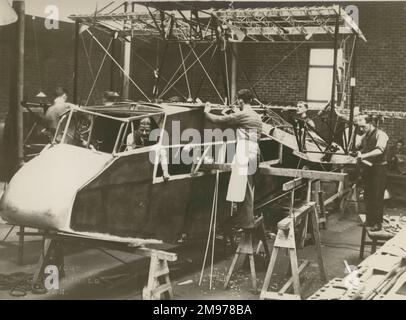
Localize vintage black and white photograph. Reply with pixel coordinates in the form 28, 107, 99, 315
0, 0, 405, 303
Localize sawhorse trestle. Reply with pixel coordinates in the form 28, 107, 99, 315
260, 191, 327, 300
32, 233, 177, 300
223, 215, 270, 293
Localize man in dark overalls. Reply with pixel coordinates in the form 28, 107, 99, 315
356, 115, 389, 231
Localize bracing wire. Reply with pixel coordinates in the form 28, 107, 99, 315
85, 38, 113, 105
252, 40, 307, 89
179, 43, 192, 100
86, 29, 151, 102
188, 44, 225, 104
132, 51, 187, 100
228, 43, 260, 102
159, 47, 194, 98
159, 44, 215, 99
81, 34, 102, 103
105, 0, 127, 15
193, 44, 218, 100
95, 1, 115, 16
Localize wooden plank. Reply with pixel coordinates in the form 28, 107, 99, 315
260, 247, 280, 300
277, 202, 316, 230
245, 26, 353, 36
283, 177, 304, 191
259, 166, 347, 182
136, 247, 177, 262
311, 208, 328, 283
279, 260, 309, 293
200, 163, 347, 182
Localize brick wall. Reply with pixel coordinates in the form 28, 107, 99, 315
237, 2, 406, 145
354, 2, 406, 144
0, 15, 117, 118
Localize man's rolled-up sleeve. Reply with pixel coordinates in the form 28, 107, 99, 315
205, 112, 243, 126
375, 131, 389, 152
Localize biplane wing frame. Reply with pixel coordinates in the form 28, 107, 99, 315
68, 2, 367, 159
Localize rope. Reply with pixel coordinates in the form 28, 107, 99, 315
0, 272, 46, 297
86, 29, 151, 102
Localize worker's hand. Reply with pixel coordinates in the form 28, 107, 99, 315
356, 151, 364, 161
204, 102, 212, 113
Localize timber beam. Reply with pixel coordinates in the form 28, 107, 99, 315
200, 163, 347, 182
277, 202, 316, 230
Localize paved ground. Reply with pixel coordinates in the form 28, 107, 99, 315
0, 205, 404, 300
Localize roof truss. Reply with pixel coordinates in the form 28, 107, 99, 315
69, 4, 367, 43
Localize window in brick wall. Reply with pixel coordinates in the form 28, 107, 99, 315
307, 48, 342, 110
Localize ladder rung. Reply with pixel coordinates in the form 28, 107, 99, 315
152, 283, 172, 296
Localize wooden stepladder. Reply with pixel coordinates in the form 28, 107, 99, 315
260, 190, 327, 300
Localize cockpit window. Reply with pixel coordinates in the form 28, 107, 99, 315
54, 109, 164, 154
116, 114, 164, 153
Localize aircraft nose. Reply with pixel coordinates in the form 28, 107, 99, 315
0, 144, 112, 231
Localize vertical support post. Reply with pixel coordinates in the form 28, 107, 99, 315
153, 40, 169, 101
15, 0, 24, 168
8, 0, 25, 171
311, 207, 328, 283
348, 34, 357, 152
110, 36, 116, 91
122, 36, 131, 100
230, 42, 238, 104
278, 143, 283, 164
73, 20, 80, 104
220, 43, 229, 105
18, 226, 24, 265
329, 11, 340, 144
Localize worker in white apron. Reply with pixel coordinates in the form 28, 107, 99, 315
204, 89, 262, 230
